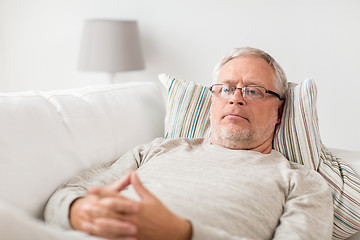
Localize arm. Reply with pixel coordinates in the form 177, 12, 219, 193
44, 140, 152, 230
273, 167, 333, 239
44, 138, 175, 237
70, 170, 192, 240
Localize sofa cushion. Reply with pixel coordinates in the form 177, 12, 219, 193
0, 200, 102, 240
0, 82, 165, 219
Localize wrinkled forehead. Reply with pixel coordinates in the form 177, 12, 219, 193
216, 56, 276, 88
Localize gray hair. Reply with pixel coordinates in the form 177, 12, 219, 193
213, 47, 288, 99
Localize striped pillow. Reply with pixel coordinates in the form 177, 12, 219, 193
159, 73, 360, 239
273, 79, 360, 239
159, 73, 211, 138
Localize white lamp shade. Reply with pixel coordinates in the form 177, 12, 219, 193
78, 19, 145, 73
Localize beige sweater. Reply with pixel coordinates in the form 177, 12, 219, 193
45, 138, 333, 240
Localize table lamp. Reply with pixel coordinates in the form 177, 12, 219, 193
78, 19, 145, 83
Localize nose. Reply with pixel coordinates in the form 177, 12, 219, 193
228, 88, 246, 105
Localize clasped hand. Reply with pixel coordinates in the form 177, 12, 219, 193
69, 170, 192, 240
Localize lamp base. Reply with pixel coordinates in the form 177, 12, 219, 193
108, 73, 116, 84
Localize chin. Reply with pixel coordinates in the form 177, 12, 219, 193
210, 126, 254, 149
220, 127, 252, 141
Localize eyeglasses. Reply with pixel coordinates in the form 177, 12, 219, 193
209, 84, 282, 100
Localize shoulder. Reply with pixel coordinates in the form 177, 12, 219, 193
270, 149, 319, 174
133, 137, 205, 158
270, 149, 330, 191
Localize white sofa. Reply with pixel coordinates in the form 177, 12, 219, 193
0, 81, 359, 239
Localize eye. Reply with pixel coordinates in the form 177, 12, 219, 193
222, 85, 231, 93
248, 89, 261, 95
246, 87, 265, 98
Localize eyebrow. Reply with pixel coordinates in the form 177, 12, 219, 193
220, 79, 264, 87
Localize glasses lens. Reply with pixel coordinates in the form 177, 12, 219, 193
211, 84, 277, 100
210, 85, 221, 94
210, 84, 238, 98
221, 85, 233, 98
245, 86, 266, 100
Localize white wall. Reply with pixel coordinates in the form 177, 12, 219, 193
0, 0, 359, 151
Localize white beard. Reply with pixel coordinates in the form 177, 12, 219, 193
210, 109, 278, 150
213, 126, 255, 149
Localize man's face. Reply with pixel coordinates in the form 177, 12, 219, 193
210, 56, 284, 153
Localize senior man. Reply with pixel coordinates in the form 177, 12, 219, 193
45, 47, 333, 240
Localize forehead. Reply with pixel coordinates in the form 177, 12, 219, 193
217, 56, 275, 87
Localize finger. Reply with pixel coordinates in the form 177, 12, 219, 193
85, 187, 139, 214
71, 195, 138, 237
88, 171, 133, 196
107, 170, 133, 192
84, 218, 137, 239
87, 186, 103, 195
99, 196, 139, 214
80, 197, 127, 221
130, 171, 153, 201
84, 203, 122, 221
88, 186, 121, 197
87, 186, 126, 196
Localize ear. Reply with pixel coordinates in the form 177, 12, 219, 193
276, 99, 285, 124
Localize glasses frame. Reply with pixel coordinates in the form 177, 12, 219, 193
209, 84, 282, 100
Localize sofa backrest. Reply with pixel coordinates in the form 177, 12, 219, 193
0, 81, 165, 219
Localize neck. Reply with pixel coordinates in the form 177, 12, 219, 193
210, 135, 274, 154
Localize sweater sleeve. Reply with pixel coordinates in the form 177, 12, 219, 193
272, 166, 333, 239
43, 155, 137, 229
44, 138, 168, 229
43, 138, 166, 230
